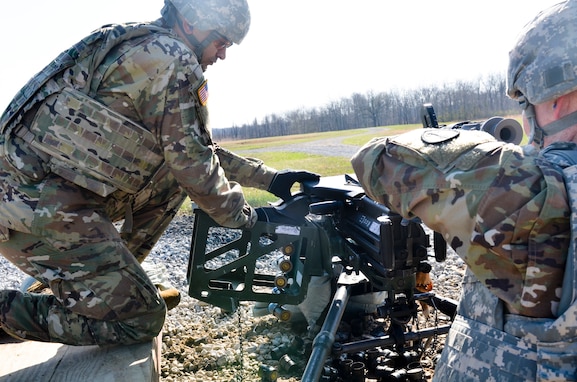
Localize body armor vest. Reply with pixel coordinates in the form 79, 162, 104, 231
0, 22, 187, 197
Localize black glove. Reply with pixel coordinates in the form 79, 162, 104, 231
267, 170, 320, 200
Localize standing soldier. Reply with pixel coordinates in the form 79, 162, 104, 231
352, 1, 577, 380
0, 0, 317, 346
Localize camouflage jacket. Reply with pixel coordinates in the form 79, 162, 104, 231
0, 20, 276, 230
351, 128, 571, 319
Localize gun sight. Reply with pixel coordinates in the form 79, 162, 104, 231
422, 103, 523, 145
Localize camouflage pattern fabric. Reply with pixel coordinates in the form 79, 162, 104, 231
0, 20, 276, 345
434, 306, 577, 381
0, 227, 166, 346
1, 22, 169, 134
351, 128, 577, 381
20, 87, 165, 197
352, 128, 570, 318
215, 144, 277, 190
507, 0, 577, 106
169, 0, 251, 44
434, 270, 576, 381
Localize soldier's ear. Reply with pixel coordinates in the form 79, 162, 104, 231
181, 19, 194, 35
553, 95, 571, 121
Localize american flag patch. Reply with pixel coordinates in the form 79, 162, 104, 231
197, 80, 209, 106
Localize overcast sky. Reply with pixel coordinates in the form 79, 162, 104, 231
0, 1, 563, 129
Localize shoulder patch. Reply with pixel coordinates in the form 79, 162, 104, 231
421, 129, 460, 144
197, 79, 209, 106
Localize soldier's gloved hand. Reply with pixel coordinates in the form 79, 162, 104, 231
255, 207, 289, 224
267, 170, 320, 200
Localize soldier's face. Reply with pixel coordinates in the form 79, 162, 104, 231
192, 29, 231, 71
178, 21, 231, 72
199, 38, 230, 71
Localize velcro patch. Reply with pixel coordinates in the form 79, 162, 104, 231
197, 80, 209, 106
421, 129, 460, 144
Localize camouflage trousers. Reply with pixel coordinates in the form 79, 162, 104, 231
0, 230, 166, 346
0, 165, 167, 345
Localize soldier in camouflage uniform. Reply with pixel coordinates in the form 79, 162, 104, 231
0, 0, 317, 346
352, 1, 577, 380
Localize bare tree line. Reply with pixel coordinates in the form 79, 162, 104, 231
212, 72, 519, 141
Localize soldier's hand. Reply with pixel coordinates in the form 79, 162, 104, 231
267, 170, 319, 200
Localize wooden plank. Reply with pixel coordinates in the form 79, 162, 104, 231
0, 333, 161, 382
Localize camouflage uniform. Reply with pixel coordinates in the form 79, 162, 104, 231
0, 20, 276, 345
351, 128, 577, 381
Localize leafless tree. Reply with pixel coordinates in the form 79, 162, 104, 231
212, 72, 518, 141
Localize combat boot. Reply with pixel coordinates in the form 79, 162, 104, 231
158, 286, 181, 311
24, 278, 53, 294
141, 261, 181, 311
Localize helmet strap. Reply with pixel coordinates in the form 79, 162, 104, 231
521, 100, 545, 147
176, 17, 216, 60
520, 96, 577, 148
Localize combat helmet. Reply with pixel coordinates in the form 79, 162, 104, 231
507, 0, 577, 147
164, 0, 250, 44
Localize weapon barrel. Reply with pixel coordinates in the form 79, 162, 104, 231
301, 284, 350, 382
